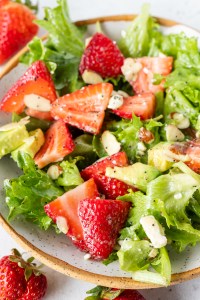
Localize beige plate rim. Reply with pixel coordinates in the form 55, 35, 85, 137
0, 14, 200, 289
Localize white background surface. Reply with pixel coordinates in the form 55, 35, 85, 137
1, 0, 200, 299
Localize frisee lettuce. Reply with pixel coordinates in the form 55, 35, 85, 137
106, 114, 162, 163
56, 157, 84, 191
4, 152, 86, 230
4, 152, 63, 229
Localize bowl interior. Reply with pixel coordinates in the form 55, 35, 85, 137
1, 18, 200, 288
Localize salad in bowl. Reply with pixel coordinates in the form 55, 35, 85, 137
0, 0, 200, 288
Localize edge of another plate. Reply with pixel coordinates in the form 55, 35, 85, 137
0, 14, 200, 289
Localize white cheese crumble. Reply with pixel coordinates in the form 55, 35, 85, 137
121, 58, 142, 81
108, 94, 124, 110
140, 215, 167, 249
172, 113, 190, 129
84, 253, 91, 260
165, 124, 185, 142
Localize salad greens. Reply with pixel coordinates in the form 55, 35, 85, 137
1, 0, 200, 287
106, 115, 162, 163
4, 152, 63, 229
21, 0, 86, 94
118, 3, 160, 58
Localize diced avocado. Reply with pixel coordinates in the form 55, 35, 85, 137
106, 162, 160, 192
11, 128, 45, 162
0, 123, 29, 159
148, 142, 175, 172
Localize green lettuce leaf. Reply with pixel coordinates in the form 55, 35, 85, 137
175, 51, 200, 69
71, 134, 98, 169
118, 4, 159, 57
119, 191, 149, 228
164, 88, 199, 131
92, 135, 107, 158
118, 239, 151, 272
147, 163, 200, 249
12, 112, 52, 132
105, 75, 134, 96
160, 33, 198, 58
56, 158, 84, 191
106, 115, 162, 163
151, 247, 171, 285
36, 0, 84, 57
117, 238, 171, 285
4, 152, 63, 229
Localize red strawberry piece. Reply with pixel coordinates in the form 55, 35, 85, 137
79, 32, 124, 78
0, 0, 9, 5
132, 56, 173, 94
44, 178, 99, 250
81, 152, 129, 177
0, 61, 57, 117
0, 255, 26, 299
112, 92, 156, 120
81, 152, 135, 199
89, 174, 134, 200
34, 120, 75, 169
0, 1, 38, 64
79, 198, 131, 259
51, 83, 113, 134
0, 249, 47, 300
20, 273, 47, 300
104, 289, 146, 300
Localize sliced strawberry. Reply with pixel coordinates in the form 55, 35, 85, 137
81, 152, 134, 199
34, 120, 74, 169
0, 1, 38, 64
0, 0, 9, 5
93, 174, 134, 199
44, 179, 99, 250
51, 83, 113, 134
132, 56, 173, 94
0, 61, 57, 116
81, 152, 129, 178
79, 198, 131, 259
112, 92, 156, 120
25, 108, 53, 121
79, 32, 124, 78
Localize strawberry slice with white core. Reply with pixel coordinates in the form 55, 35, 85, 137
34, 120, 75, 169
112, 92, 156, 120
0, 61, 57, 118
132, 56, 173, 94
44, 179, 99, 250
51, 83, 113, 134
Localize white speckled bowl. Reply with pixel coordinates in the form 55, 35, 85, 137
0, 16, 200, 289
